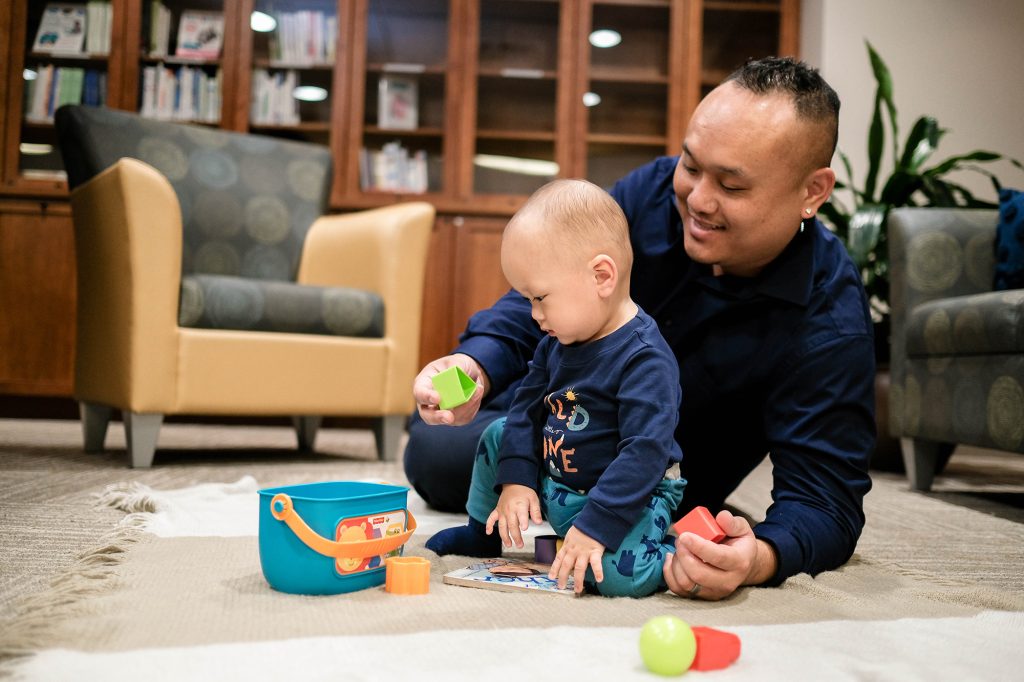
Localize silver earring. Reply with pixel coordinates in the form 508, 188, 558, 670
799, 221, 805, 233
804, 208, 813, 215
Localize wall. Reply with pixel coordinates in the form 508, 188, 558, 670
801, 0, 1024, 205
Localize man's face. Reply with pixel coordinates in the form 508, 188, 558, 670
673, 82, 815, 277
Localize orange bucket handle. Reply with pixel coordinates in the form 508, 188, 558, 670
270, 493, 417, 560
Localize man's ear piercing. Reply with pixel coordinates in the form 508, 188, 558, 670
804, 208, 813, 215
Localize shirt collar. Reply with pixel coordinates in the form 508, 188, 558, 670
694, 219, 816, 307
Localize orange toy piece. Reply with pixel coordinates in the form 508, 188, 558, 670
691, 626, 741, 671
672, 506, 726, 543
385, 556, 431, 595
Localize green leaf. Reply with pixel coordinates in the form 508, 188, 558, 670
879, 170, 923, 206
819, 201, 849, 240
865, 92, 884, 202
898, 116, 940, 172
867, 42, 900, 163
940, 179, 998, 209
847, 204, 887, 268
924, 150, 1004, 176
920, 176, 958, 206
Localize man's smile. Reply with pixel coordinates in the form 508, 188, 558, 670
688, 212, 726, 232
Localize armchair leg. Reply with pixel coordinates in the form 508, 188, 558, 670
80, 402, 114, 452
292, 416, 322, 451
123, 412, 163, 468
373, 415, 406, 462
900, 438, 956, 492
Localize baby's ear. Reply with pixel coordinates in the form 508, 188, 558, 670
589, 254, 617, 295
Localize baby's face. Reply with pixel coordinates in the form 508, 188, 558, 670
500, 226, 608, 346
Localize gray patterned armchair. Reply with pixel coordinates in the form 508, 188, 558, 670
888, 207, 1024, 490
55, 105, 434, 467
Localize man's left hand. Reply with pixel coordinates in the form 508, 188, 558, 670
662, 509, 777, 600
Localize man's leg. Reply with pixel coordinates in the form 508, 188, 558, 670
424, 417, 507, 557
403, 406, 508, 512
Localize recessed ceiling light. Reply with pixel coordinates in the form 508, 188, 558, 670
589, 29, 622, 49
293, 86, 328, 102
250, 11, 277, 33
23, 69, 38, 81
583, 92, 601, 107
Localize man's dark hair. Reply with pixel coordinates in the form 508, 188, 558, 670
725, 56, 840, 168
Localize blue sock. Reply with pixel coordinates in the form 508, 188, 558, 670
425, 517, 502, 557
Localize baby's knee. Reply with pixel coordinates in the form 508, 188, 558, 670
478, 417, 505, 451
591, 549, 669, 598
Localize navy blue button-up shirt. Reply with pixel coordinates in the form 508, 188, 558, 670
456, 156, 875, 585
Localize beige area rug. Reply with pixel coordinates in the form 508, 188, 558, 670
2, 420, 1024, 680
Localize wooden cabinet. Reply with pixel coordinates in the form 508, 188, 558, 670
0, 202, 76, 396
0, 0, 799, 396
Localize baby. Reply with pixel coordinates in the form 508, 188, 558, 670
426, 179, 685, 597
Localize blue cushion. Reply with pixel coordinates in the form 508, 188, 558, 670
993, 188, 1024, 290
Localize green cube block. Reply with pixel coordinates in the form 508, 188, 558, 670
430, 366, 478, 410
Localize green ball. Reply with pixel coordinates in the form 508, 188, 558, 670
639, 615, 697, 676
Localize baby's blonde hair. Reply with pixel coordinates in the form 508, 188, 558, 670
505, 178, 633, 271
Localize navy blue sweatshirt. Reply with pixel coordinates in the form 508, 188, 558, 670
497, 309, 683, 551
457, 156, 876, 585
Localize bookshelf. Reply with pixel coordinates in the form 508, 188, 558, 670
0, 0, 799, 397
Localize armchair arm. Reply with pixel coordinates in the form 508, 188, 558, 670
297, 202, 435, 411
70, 158, 182, 411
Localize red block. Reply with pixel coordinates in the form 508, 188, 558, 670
671, 506, 726, 543
691, 626, 741, 671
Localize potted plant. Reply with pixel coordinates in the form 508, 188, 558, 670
820, 41, 1022, 362
819, 41, 1023, 470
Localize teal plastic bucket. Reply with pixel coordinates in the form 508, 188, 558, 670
258, 481, 416, 595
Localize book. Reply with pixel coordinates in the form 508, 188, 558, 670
148, 1, 172, 57
377, 75, 418, 130
33, 4, 87, 54
359, 142, 428, 193
442, 558, 579, 596
175, 10, 223, 59
84, 1, 111, 54
268, 10, 336, 66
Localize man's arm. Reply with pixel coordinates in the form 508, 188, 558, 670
665, 333, 873, 598
755, 333, 875, 584
454, 290, 545, 399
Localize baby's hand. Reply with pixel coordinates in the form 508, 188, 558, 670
549, 526, 605, 593
485, 484, 542, 549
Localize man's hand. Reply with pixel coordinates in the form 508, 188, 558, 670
549, 526, 605, 594
412, 353, 489, 426
662, 509, 777, 601
485, 484, 542, 549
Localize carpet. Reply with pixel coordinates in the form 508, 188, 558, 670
2, 457, 1024, 682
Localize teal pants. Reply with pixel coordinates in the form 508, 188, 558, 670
466, 418, 686, 598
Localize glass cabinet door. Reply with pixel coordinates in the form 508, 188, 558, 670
15, 1, 116, 184
581, 0, 672, 190
702, 0, 785, 98
353, 0, 449, 196
471, 0, 565, 198
246, 0, 339, 146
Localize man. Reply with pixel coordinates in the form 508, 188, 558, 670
407, 57, 875, 600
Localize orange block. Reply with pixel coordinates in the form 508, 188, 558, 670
671, 506, 726, 543
692, 626, 741, 671
385, 556, 431, 595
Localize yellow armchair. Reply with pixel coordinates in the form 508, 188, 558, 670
57, 106, 433, 467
